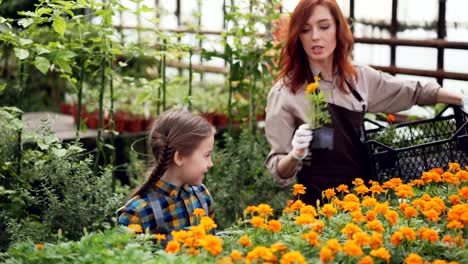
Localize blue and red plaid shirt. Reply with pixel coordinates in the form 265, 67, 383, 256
117, 179, 215, 234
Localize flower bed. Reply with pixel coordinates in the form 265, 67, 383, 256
3, 164, 467, 264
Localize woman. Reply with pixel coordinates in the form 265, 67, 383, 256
264, 0, 467, 205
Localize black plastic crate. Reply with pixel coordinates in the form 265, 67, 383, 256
363, 105, 468, 182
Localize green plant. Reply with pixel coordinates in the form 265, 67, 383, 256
305, 78, 331, 128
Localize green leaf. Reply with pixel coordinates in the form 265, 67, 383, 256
36, 7, 52, 17
52, 16, 66, 37
53, 58, 72, 73
34, 56, 51, 75
14, 48, 29, 60
18, 18, 34, 28
18, 38, 33, 46
0, 83, 6, 94
36, 46, 50, 55
52, 148, 67, 157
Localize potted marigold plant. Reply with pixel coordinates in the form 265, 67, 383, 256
305, 76, 333, 150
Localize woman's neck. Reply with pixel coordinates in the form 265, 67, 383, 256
311, 58, 333, 81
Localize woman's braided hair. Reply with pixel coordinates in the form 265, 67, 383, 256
128, 109, 213, 199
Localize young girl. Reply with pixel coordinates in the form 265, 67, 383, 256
117, 109, 216, 235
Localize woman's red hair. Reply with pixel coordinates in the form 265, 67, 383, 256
276, 0, 356, 94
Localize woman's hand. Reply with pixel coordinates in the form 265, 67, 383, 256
291, 124, 313, 160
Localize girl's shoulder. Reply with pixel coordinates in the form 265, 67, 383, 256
120, 194, 152, 212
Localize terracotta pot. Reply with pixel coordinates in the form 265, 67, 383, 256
86, 111, 99, 129
202, 112, 216, 125
126, 115, 144, 133
215, 113, 228, 127
59, 102, 73, 115
113, 111, 129, 132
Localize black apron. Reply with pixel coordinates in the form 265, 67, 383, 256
296, 84, 373, 205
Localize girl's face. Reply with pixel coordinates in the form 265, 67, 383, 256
179, 134, 214, 186
299, 5, 337, 66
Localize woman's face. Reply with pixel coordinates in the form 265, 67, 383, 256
299, 5, 337, 66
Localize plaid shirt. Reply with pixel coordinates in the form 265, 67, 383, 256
117, 180, 215, 234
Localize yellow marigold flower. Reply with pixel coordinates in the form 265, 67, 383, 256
391, 231, 404, 246
271, 242, 288, 253
36, 244, 44, 250
267, 219, 282, 233
171, 230, 190, 243
300, 205, 317, 216
355, 185, 370, 195
341, 223, 362, 239
418, 227, 439, 242
370, 247, 391, 263
366, 210, 377, 221
362, 196, 378, 207
200, 216, 217, 231
230, 250, 243, 261
326, 239, 342, 253
312, 220, 325, 233
351, 210, 365, 223
384, 210, 399, 226
190, 225, 206, 239
295, 214, 316, 225
193, 208, 206, 217
324, 188, 336, 199
455, 170, 468, 181
291, 199, 305, 211
257, 203, 274, 217
370, 232, 383, 249
305, 77, 320, 94
250, 216, 265, 228
301, 230, 320, 246
292, 184, 306, 196
341, 201, 361, 212
238, 235, 252, 247
153, 233, 167, 241
320, 204, 337, 218
352, 178, 364, 186
280, 251, 307, 264
399, 226, 416, 240
423, 209, 440, 222
448, 162, 461, 172
343, 241, 364, 257
344, 193, 360, 203
404, 253, 423, 264
202, 235, 223, 257
218, 256, 232, 264
319, 246, 335, 263
366, 220, 385, 233
358, 256, 374, 264
127, 224, 143, 234
449, 195, 460, 205
245, 205, 258, 214
458, 186, 468, 199
165, 240, 180, 254
246, 246, 277, 263
353, 232, 370, 247
337, 184, 350, 193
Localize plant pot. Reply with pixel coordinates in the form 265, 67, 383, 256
309, 127, 334, 151
143, 117, 155, 131
86, 111, 99, 129
114, 111, 129, 133
202, 112, 216, 125
59, 102, 73, 115
126, 115, 144, 133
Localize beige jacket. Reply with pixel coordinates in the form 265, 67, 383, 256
265, 65, 441, 187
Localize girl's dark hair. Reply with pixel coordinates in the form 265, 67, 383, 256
276, 0, 357, 94
128, 109, 213, 199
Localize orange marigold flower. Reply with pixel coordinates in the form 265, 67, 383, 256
301, 231, 320, 246
323, 188, 336, 199
448, 195, 460, 205
458, 186, 468, 199
305, 77, 321, 94
319, 246, 334, 263
447, 220, 464, 229
384, 210, 399, 226
238, 235, 252, 247
267, 219, 282, 233
295, 213, 316, 225
230, 250, 243, 261
353, 232, 370, 247
343, 241, 364, 257
374, 202, 390, 214
300, 205, 317, 216
423, 209, 440, 222
257, 203, 274, 217
153, 233, 167, 241
358, 256, 374, 264
326, 239, 342, 253
293, 184, 306, 196
448, 162, 461, 172
271, 242, 288, 253
399, 226, 416, 240
165, 240, 181, 254
409, 179, 425, 187
246, 246, 277, 263
366, 220, 385, 233
203, 235, 223, 257
351, 210, 366, 223
250, 216, 265, 228
370, 247, 391, 263
455, 170, 468, 181
418, 227, 439, 242
387, 114, 395, 124
344, 193, 360, 203
430, 167, 444, 175
36, 244, 44, 250
341, 201, 361, 212
370, 232, 383, 249
391, 231, 404, 246
186, 247, 200, 256
280, 251, 307, 264
128, 224, 143, 234
291, 199, 305, 211
337, 184, 350, 193
370, 184, 385, 195
403, 206, 418, 219
341, 223, 362, 239
193, 208, 206, 217
320, 204, 337, 218
447, 204, 467, 223
200, 216, 217, 231
355, 185, 370, 195
352, 178, 364, 186
312, 220, 325, 233
366, 210, 377, 221
218, 256, 232, 264
404, 253, 423, 264
245, 205, 258, 214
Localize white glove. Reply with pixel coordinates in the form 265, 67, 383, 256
291, 124, 313, 160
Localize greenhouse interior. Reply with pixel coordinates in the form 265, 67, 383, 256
0, 0, 467, 263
